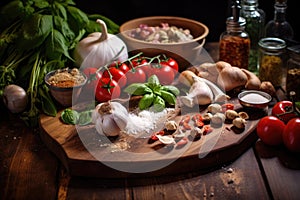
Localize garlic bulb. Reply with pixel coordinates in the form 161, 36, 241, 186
92, 101, 128, 136
74, 19, 128, 69
3, 84, 28, 113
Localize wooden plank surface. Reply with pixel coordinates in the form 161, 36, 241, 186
255, 140, 300, 200
0, 114, 59, 200
63, 148, 269, 199
39, 97, 264, 178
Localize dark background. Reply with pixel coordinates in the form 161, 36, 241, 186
75, 0, 300, 43
0, 0, 299, 43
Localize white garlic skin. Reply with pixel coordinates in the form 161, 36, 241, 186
232, 117, 247, 129
225, 110, 238, 120
207, 103, 222, 114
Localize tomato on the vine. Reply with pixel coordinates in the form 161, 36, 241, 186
129, 57, 148, 68
125, 67, 146, 85
109, 61, 130, 74
272, 100, 298, 124
149, 63, 175, 85
256, 116, 285, 146
95, 78, 121, 102
102, 67, 127, 88
282, 118, 300, 153
82, 67, 102, 92
160, 57, 179, 72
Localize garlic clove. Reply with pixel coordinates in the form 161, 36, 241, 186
232, 117, 247, 129
165, 120, 178, 131
156, 135, 176, 145
207, 103, 222, 114
211, 113, 226, 126
225, 110, 239, 120
102, 115, 121, 136
238, 112, 249, 120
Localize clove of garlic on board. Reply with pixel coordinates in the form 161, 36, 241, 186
232, 117, 247, 129
207, 103, 222, 114
165, 120, 178, 131
225, 110, 238, 120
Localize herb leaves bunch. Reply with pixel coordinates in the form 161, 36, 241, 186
0, 0, 119, 126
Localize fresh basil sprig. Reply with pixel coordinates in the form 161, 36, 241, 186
124, 75, 180, 112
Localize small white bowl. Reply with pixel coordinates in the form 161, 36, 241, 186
238, 90, 272, 109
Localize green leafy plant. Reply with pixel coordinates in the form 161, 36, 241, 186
0, 0, 119, 126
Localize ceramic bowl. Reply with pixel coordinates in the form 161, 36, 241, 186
238, 90, 272, 109
45, 69, 87, 107
119, 16, 209, 71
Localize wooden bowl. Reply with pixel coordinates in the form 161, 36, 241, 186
45, 69, 87, 107
119, 16, 209, 71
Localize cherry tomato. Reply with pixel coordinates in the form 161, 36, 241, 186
129, 57, 148, 68
109, 61, 130, 74
95, 78, 121, 102
256, 116, 285, 146
272, 100, 298, 124
102, 67, 127, 88
282, 118, 300, 153
160, 57, 179, 72
150, 63, 175, 85
125, 67, 146, 85
82, 67, 102, 92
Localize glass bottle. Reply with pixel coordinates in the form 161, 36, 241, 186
258, 37, 286, 87
240, 0, 265, 73
286, 45, 300, 101
219, 0, 250, 69
265, 0, 294, 43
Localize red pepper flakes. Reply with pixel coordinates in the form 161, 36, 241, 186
194, 120, 204, 128
221, 103, 234, 113
151, 130, 165, 141
179, 115, 191, 125
182, 122, 192, 130
192, 113, 203, 122
203, 125, 213, 135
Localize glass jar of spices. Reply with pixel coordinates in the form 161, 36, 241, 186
286, 45, 300, 101
219, 0, 250, 69
258, 37, 286, 87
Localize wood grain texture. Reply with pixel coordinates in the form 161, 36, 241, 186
0, 116, 59, 200
255, 140, 300, 200
39, 98, 265, 179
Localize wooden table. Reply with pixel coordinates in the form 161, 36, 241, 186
1, 43, 300, 200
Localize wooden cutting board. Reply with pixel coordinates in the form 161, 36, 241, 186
39, 98, 265, 178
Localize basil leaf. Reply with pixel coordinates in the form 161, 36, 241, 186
139, 93, 154, 110
67, 6, 89, 31
53, 1, 67, 19
38, 86, 57, 117
54, 16, 75, 41
45, 29, 73, 61
124, 83, 152, 95
161, 85, 180, 96
147, 75, 160, 89
61, 109, 79, 125
153, 96, 165, 112
17, 14, 52, 50
88, 14, 119, 34
160, 90, 176, 105
78, 110, 93, 126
